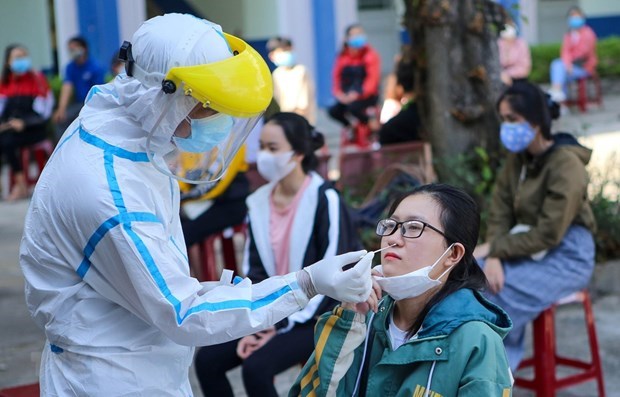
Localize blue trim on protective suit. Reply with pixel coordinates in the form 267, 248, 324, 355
77, 212, 161, 278
77, 126, 299, 325
48, 126, 80, 164
123, 223, 184, 323
79, 128, 150, 162
184, 284, 294, 317
170, 237, 189, 262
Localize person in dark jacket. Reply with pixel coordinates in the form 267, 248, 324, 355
475, 81, 596, 371
328, 24, 381, 136
378, 54, 421, 146
195, 112, 362, 397
0, 44, 54, 200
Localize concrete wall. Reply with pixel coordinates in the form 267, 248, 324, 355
537, 0, 578, 44
580, 0, 620, 17
0, 0, 54, 72
534, 0, 620, 44
187, 0, 276, 39
359, 6, 400, 76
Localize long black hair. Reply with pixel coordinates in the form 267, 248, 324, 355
265, 112, 325, 173
1, 44, 25, 86
497, 81, 560, 139
386, 183, 488, 337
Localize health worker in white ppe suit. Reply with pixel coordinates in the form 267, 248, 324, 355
19, 13, 373, 396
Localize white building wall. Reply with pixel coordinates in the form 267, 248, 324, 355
54, 0, 80, 77
116, 0, 147, 42
276, 0, 317, 83
580, 0, 620, 17
0, 0, 54, 71
520, 0, 539, 44
537, 0, 578, 44
334, 0, 358, 51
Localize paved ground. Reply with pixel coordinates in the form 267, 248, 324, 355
1, 90, 619, 396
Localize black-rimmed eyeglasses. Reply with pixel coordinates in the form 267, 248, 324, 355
375, 219, 447, 239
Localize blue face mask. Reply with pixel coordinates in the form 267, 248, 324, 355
347, 34, 367, 49
568, 16, 585, 30
173, 113, 234, 153
500, 121, 536, 153
10, 57, 32, 74
273, 51, 295, 68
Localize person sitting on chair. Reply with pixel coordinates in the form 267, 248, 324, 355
328, 23, 381, 144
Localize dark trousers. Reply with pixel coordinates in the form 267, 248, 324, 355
327, 95, 378, 127
194, 322, 315, 397
181, 199, 247, 247
0, 128, 47, 172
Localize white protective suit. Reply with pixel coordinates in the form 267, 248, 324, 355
19, 15, 310, 396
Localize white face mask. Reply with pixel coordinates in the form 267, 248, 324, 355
373, 244, 455, 301
256, 150, 296, 182
500, 24, 517, 40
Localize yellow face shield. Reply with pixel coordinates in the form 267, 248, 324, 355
164, 34, 273, 118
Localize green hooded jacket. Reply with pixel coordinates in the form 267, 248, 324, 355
486, 132, 596, 259
289, 289, 513, 397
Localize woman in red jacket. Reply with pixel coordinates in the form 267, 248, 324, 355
328, 24, 381, 140
548, 6, 597, 102
0, 44, 54, 200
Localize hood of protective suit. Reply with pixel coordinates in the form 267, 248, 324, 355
80, 14, 234, 156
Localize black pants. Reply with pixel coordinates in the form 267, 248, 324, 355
181, 199, 247, 247
194, 322, 315, 397
0, 128, 47, 172
327, 95, 378, 127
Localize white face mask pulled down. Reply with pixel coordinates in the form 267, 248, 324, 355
373, 244, 455, 301
256, 150, 296, 182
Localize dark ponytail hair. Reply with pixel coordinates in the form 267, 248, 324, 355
497, 81, 560, 139
386, 183, 488, 337
265, 112, 325, 173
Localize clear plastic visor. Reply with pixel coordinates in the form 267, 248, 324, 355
146, 93, 261, 184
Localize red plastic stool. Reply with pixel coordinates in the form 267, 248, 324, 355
515, 289, 605, 396
565, 74, 603, 113
340, 106, 379, 150
200, 224, 246, 281
0, 383, 39, 397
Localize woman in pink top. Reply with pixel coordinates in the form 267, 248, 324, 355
194, 112, 361, 397
498, 20, 531, 86
548, 6, 598, 102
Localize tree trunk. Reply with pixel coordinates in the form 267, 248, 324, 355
404, 0, 507, 181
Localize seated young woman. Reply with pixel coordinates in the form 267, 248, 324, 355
290, 184, 513, 397
194, 112, 361, 397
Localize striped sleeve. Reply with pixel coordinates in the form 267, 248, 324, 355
290, 306, 367, 397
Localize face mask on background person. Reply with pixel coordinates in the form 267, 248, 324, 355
10, 57, 32, 74
568, 16, 586, 30
347, 34, 367, 49
373, 244, 455, 301
173, 113, 234, 153
70, 48, 85, 60
500, 24, 517, 40
500, 121, 536, 153
256, 150, 296, 182
273, 51, 295, 68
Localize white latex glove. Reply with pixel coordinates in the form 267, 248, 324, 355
303, 250, 372, 303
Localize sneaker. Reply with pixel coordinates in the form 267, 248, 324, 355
548, 89, 566, 103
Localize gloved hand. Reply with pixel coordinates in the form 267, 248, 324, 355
302, 250, 373, 303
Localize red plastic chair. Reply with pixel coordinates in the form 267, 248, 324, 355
565, 74, 603, 113
339, 106, 379, 150
0, 383, 39, 397
515, 289, 606, 396
200, 224, 247, 281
